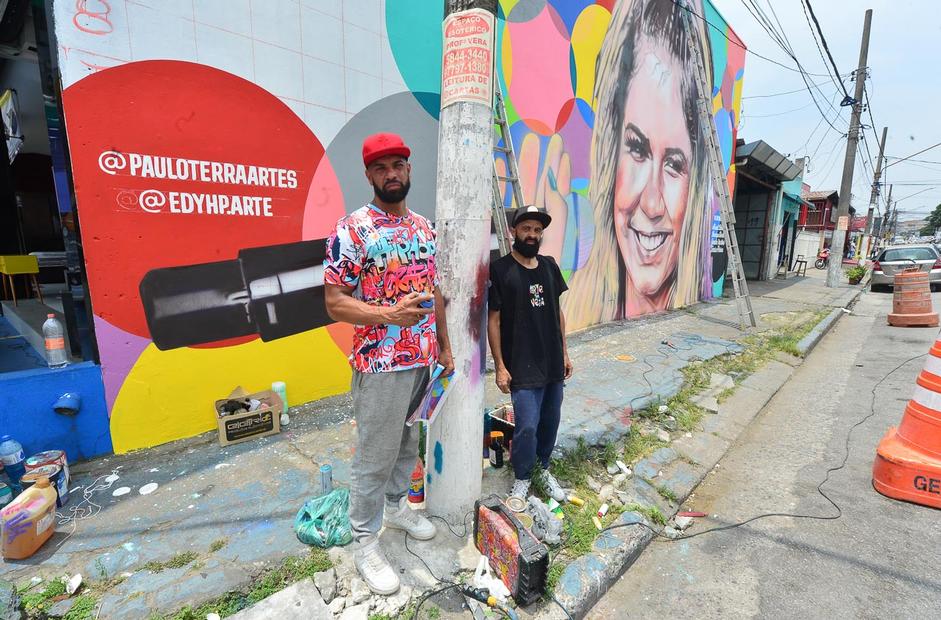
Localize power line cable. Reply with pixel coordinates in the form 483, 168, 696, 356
742, 77, 849, 100
884, 142, 941, 169
669, 0, 838, 78
801, 0, 852, 98
735, 0, 844, 133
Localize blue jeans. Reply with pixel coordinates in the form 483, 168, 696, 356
510, 381, 563, 480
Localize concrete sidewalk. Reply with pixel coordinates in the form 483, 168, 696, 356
0, 273, 862, 619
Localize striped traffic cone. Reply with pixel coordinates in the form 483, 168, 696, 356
872, 337, 941, 509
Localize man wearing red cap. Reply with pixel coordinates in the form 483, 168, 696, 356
324, 132, 453, 595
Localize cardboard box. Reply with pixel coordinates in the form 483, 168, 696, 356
214, 386, 282, 447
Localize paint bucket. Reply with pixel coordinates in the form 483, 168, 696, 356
21, 465, 68, 507
25, 450, 70, 488
0, 483, 11, 508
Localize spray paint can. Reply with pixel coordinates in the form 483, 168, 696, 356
408, 459, 425, 503
271, 381, 288, 414
597, 503, 609, 519
319, 464, 333, 496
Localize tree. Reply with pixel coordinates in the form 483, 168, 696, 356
919, 203, 941, 237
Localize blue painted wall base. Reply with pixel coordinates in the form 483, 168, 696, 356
0, 362, 112, 463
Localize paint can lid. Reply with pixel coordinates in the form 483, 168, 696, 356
505, 496, 526, 512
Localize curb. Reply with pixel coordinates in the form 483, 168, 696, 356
541, 289, 866, 619
797, 307, 842, 356
798, 284, 867, 357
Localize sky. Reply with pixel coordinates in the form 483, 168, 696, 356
710, 0, 941, 223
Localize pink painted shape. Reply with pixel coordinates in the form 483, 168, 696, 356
557, 102, 592, 180
93, 315, 151, 412
301, 154, 346, 241
507, 5, 575, 136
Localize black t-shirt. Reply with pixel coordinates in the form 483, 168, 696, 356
488, 254, 568, 389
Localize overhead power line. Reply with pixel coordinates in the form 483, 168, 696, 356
801, 0, 852, 99
884, 142, 941, 169
670, 0, 840, 78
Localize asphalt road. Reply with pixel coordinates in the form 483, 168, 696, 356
588, 288, 941, 619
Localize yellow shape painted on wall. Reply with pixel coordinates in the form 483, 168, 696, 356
501, 20, 513, 86
571, 4, 611, 106
109, 328, 351, 454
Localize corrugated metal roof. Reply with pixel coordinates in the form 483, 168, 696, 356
735, 140, 801, 181
804, 190, 838, 202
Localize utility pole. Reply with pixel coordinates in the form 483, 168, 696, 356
882, 184, 893, 244
426, 0, 496, 519
827, 8, 873, 287
861, 125, 888, 260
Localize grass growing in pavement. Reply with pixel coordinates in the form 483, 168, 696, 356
144, 551, 199, 573
621, 426, 668, 464
63, 595, 97, 620
623, 502, 666, 526
20, 579, 67, 616
209, 538, 227, 553
655, 484, 679, 504
151, 548, 332, 619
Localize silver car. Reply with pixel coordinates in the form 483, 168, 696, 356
871, 244, 941, 292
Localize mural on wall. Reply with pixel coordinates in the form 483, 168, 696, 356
53, 0, 743, 453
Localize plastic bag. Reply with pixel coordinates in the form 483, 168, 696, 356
294, 488, 353, 548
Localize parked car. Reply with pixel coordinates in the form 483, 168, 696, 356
871, 244, 941, 292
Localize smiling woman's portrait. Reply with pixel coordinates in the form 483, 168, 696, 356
564, 0, 712, 329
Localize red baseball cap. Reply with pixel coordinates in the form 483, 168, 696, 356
362, 133, 411, 167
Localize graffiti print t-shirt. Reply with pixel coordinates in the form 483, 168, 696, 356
324, 203, 438, 373
488, 254, 567, 389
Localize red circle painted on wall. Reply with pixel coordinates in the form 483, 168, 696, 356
64, 60, 326, 342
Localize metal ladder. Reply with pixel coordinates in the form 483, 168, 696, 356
491, 88, 524, 257
680, 2, 756, 330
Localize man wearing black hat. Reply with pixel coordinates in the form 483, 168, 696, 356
487, 205, 573, 502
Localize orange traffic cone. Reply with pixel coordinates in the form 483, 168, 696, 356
872, 337, 941, 509
887, 270, 939, 327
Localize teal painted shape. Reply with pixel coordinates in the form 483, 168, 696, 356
385, 1, 443, 117
434, 440, 444, 474
703, 0, 729, 97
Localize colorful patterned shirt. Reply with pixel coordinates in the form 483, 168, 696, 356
324, 203, 439, 373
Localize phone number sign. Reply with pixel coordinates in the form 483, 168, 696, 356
441, 9, 495, 110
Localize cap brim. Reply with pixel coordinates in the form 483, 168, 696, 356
513, 212, 552, 228
364, 146, 411, 167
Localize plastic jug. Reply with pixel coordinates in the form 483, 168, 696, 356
0, 436, 25, 487
1, 477, 57, 560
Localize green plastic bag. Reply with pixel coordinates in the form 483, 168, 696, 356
294, 488, 353, 548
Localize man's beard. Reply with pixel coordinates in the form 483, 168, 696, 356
513, 236, 540, 258
373, 178, 411, 203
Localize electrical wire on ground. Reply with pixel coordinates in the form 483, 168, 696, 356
603, 351, 927, 543
412, 342, 923, 617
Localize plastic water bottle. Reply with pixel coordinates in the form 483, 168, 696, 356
42, 314, 69, 368
0, 436, 26, 487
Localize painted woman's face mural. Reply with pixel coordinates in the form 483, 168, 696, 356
614, 37, 693, 315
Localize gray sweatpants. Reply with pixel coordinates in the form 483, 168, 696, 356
349, 366, 430, 542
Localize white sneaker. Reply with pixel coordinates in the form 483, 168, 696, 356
383, 496, 436, 540
353, 536, 400, 595
540, 469, 566, 502
510, 478, 531, 501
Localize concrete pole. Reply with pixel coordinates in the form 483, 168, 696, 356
882, 184, 894, 243
426, 0, 497, 520
860, 126, 888, 260
827, 9, 872, 287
